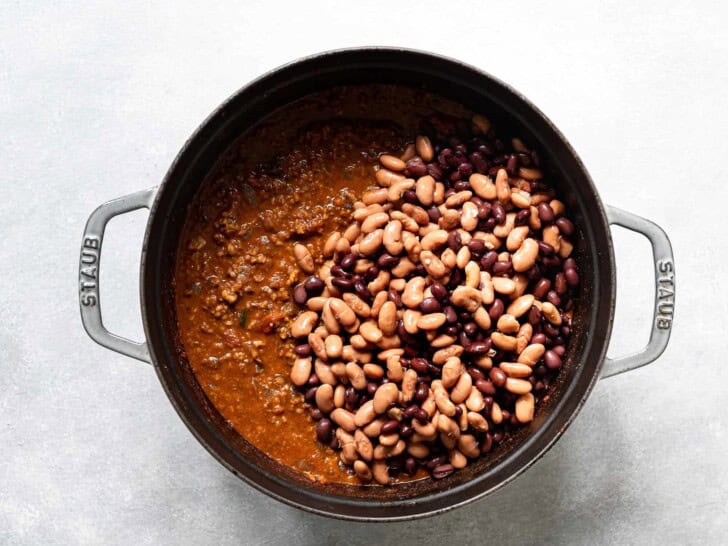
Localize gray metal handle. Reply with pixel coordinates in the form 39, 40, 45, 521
79, 188, 157, 364
601, 206, 675, 378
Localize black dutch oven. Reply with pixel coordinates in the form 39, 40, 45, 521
79, 48, 675, 521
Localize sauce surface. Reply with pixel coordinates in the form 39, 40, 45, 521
174, 86, 469, 483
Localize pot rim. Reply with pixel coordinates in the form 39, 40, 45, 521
139, 46, 616, 521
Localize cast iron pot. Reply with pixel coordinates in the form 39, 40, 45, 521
79, 48, 675, 521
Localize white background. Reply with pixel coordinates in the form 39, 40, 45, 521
1, 1, 726, 544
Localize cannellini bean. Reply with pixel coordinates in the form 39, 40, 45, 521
294, 243, 314, 273
380, 154, 406, 171
353, 460, 372, 481
331, 408, 357, 432
445, 190, 472, 208
450, 286, 482, 311
450, 372, 473, 404
541, 301, 562, 325
417, 313, 447, 331
359, 229, 384, 255
345, 362, 368, 390
458, 434, 480, 458
473, 306, 492, 330
291, 311, 319, 338
308, 332, 327, 360
420, 250, 447, 278
328, 298, 357, 327
432, 345, 464, 365
497, 314, 519, 334
372, 461, 389, 485
373, 383, 399, 414
461, 201, 479, 231
386, 356, 404, 382
505, 377, 533, 395
456, 246, 471, 269
354, 400, 376, 427
415, 175, 435, 206
495, 169, 511, 203
464, 261, 480, 288
407, 442, 430, 459
375, 167, 405, 187
512, 238, 539, 272
402, 277, 425, 308
315, 384, 335, 413
465, 387, 485, 412
415, 135, 434, 161
401, 369, 418, 402
506, 226, 529, 252
507, 294, 535, 318
359, 321, 383, 344
363, 363, 385, 379
377, 301, 397, 336
491, 332, 518, 352
402, 309, 421, 334
290, 357, 312, 386
492, 277, 516, 295
342, 293, 371, 318
440, 248, 457, 269
469, 173, 496, 200
324, 334, 343, 359
467, 411, 489, 432
420, 229, 449, 250
515, 393, 535, 423
449, 449, 468, 469
382, 220, 403, 255
441, 357, 463, 389
518, 343, 545, 366
500, 362, 533, 378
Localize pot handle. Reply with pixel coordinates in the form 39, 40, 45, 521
79, 188, 157, 364
601, 206, 675, 378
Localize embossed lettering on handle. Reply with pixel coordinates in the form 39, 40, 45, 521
79, 188, 157, 363
601, 206, 675, 378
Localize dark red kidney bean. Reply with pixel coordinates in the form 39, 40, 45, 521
420, 297, 442, 314
501, 410, 511, 421
492, 202, 506, 224
543, 322, 560, 338
531, 332, 549, 346
561, 325, 571, 336
546, 290, 561, 307
405, 457, 418, 474
470, 195, 484, 208
488, 299, 505, 321
468, 238, 486, 256
492, 261, 512, 275
453, 180, 470, 191
463, 322, 478, 336
443, 306, 458, 324
476, 379, 496, 395
402, 190, 418, 204
381, 420, 400, 435
427, 163, 443, 180
482, 217, 497, 230
307, 374, 320, 386
467, 366, 485, 382
406, 158, 428, 177
427, 362, 441, 376
563, 258, 576, 271
534, 381, 546, 393
528, 305, 542, 325
400, 424, 414, 439
458, 311, 471, 322
454, 405, 463, 418
458, 331, 472, 348
533, 278, 551, 299
377, 253, 398, 269
329, 436, 339, 450
528, 264, 542, 281
310, 408, 322, 421
477, 201, 491, 219
427, 206, 442, 223
294, 343, 311, 357
480, 251, 498, 272
303, 276, 325, 295
293, 284, 308, 305
448, 170, 462, 183
544, 349, 562, 370
538, 241, 554, 255
489, 367, 507, 387
388, 456, 404, 473
539, 257, 559, 272
537, 202, 555, 223
427, 455, 448, 469
304, 387, 317, 403
509, 413, 520, 426
330, 265, 347, 277
432, 464, 454, 479
492, 431, 504, 444
534, 365, 547, 377
339, 253, 357, 271
345, 387, 358, 406
553, 344, 566, 356
403, 404, 419, 419
443, 325, 459, 337
388, 288, 402, 307
556, 217, 574, 236
438, 148, 452, 167
366, 382, 378, 396
554, 273, 567, 295
430, 282, 448, 301
447, 230, 462, 251
565, 268, 579, 287
553, 335, 565, 346
506, 154, 519, 176
411, 358, 429, 373
354, 281, 371, 301
316, 418, 332, 443
332, 277, 354, 291
444, 188, 456, 199
515, 209, 530, 226
363, 265, 379, 282
415, 383, 429, 401
481, 433, 493, 454
415, 408, 429, 423
458, 162, 473, 178
466, 341, 489, 354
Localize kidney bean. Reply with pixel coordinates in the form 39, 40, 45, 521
432, 464, 454, 479
430, 282, 448, 302
528, 305, 542, 325
293, 284, 308, 305
381, 420, 400, 435
556, 217, 574, 236
303, 275, 325, 295
543, 322, 560, 338
463, 322, 478, 336
565, 268, 580, 287
304, 387, 317, 403
546, 290, 561, 307
316, 418, 333, 443
476, 379, 497, 395
515, 209, 530, 226
411, 357, 429, 374
332, 276, 354, 291
492, 261, 512, 275
376, 253, 398, 269
294, 343, 311, 357
406, 158, 428, 177
480, 251, 498, 272
544, 349, 562, 370
532, 278, 551, 299
492, 202, 506, 225
310, 408, 322, 421
488, 299, 505, 322
553, 344, 566, 357
339, 253, 357, 271
489, 367, 507, 388
427, 163, 443, 180
414, 383, 429, 402
420, 297, 442, 314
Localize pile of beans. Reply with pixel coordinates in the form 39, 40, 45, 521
289, 114, 579, 484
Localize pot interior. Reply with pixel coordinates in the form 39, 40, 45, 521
142, 49, 615, 520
